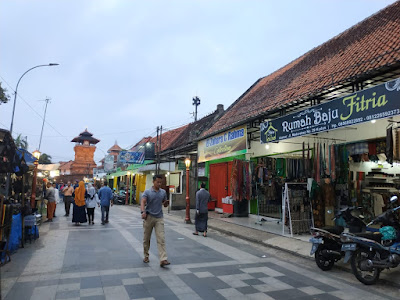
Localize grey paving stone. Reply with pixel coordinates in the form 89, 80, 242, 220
266, 288, 309, 299
55, 289, 80, 299
242, 278, 265, 286
80, 276, 103, 289
4, 281, 38, 300
36, 279, 60, 287
236, 286, 261, 295
124, 284, 152, 299
248, 272, 269, 279
59, 277, 81, 285
80, 296, 106, 300
296, 294, 341, 300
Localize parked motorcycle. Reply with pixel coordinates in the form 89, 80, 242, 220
340, 196, 400, 285
113, 190, 126, 205
310, 206, 373, 271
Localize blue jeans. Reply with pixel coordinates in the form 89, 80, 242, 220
101, 206, 110, 223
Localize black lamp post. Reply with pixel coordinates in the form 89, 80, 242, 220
184, 158, 192, 224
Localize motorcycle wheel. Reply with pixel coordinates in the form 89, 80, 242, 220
350, 248, 381, 285
315, 245, 335, 271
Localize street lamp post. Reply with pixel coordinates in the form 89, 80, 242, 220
184, 158, 192, 224
30, 150, 41, 208
10, 63, 59, 135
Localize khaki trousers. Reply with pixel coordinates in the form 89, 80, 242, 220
143, 214, 167, 261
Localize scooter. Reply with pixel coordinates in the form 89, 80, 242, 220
340, 196, 400, 285
310, 206, 372, 271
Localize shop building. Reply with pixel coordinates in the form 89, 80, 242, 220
199, 2, 400, 234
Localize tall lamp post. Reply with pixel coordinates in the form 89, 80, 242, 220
184, 158, 192, 224
30, 150, 41, 208
10, 63, 59, 135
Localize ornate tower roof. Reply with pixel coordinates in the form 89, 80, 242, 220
108, 141, 122, 153
71, 129, 100, 145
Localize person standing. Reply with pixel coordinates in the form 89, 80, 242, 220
72, 181, 87, 226
45, 182, 56, 222
52, 182, 60, 218
141, 175, 170, 267
86, 183, 99, 225
98, 181, 113, 225
193, 182, 211, 237
62, 181, 74, 216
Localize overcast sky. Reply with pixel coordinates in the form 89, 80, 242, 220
0, 0, 395, 164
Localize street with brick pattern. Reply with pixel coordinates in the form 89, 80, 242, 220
1, 205, 399, 300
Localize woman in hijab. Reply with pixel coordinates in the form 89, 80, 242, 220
72, 181, 87, 225
86, 183, 99, 225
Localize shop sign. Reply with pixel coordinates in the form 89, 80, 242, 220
119, 150, 145, 164
261, 77, 400, 143
198, 125, 247, 162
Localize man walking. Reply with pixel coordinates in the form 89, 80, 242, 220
98, 181, 113, 225
193, 182, 211, 237
45, 182, 56, 222
62, 181, 74, 217
141, 175, 170, 267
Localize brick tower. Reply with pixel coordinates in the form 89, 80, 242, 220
70, 129, 100, 180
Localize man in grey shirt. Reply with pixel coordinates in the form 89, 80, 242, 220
141, 175, 170, 267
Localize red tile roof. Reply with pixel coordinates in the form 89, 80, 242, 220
130, 136, 153, 150
202, 1, 400, 138
108, 142, 122, 152
149, 125, 189, 153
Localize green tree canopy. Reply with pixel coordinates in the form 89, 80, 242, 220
14, 134, 28, 150
39, 153, 52, 164
0, 82, 10, 105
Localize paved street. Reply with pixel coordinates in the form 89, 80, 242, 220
1, 205, 399, 300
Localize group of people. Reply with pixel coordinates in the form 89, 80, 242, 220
45, 174, 211, 269
44, 180, 114, 226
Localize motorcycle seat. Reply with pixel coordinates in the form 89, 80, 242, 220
354, 232, 383, 242
322, 226, 344, 235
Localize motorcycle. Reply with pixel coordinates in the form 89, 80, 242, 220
310, 206, 374, 271
340, 196, 400, 285
113, 190, 126, 205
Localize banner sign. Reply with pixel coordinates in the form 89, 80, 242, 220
198, 125, 247, 162
119, 150, 145, 164
261, 78, 400, 143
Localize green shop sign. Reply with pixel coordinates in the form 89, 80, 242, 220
261, 78, 400, 143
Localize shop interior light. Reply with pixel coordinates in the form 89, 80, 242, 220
371, 119, 376, 123
37, 172, 43, 177
265, 144, 270, 150
152, 173, 155, 176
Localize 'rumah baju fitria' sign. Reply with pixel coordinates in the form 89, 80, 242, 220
261, 78, 400, 143
198, 126, 247, 162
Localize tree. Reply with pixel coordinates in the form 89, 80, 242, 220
14, 134, 28, 150
0, 82, 10, 105
39, 153, 52, 164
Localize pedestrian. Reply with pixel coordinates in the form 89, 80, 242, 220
86, 183, 99, 225
193, 182, 211, 237
52, 182, 59, 218
98, 181, 113, 225
45, 181, 56, 222
72, 181, 87, 226
141, 175, 170, 267
62, 181, 74, 216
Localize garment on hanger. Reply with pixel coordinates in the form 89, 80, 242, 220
386, 126, 393, 164
373, 193, 385, 217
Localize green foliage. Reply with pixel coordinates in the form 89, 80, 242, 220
14, 134, 28, 150
39, 153, 52, 164
0, 82, 10, 105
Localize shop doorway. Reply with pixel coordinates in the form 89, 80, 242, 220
209, 162, 233, 208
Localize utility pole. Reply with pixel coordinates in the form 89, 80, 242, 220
38, 98, 50, 151
192, 96, 201, 121
156, 126, 159, 175
158, 125, 162, 174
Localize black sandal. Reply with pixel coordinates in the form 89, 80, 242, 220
192, 232, 198, 235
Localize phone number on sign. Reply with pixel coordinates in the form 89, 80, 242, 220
365, 109, 400, 121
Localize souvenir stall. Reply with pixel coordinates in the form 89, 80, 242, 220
256, 78, 400, 235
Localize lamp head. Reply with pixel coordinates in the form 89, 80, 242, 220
32, 149, 41, 160
127, 172, 131, 176
185, 158, 191, 169
49, 63, 59, 66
